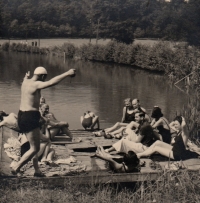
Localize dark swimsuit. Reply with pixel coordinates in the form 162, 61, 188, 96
18, 110, 41, 133
172, 132, 199, 161
124, 107, 135, 123
157, 118, 171, 144
82, 116, 93, 128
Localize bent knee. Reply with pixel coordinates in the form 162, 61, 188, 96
154, 140, 163, 146
30, 145, 40, 153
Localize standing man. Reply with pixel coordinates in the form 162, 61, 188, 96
11, 67, 76, 177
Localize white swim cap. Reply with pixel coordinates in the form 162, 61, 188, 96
34, 67, 47, 75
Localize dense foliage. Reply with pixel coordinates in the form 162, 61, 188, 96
1, 0, 200, 44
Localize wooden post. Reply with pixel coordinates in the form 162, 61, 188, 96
64, 52, 66, 64
96, 19, 100, 44
141, 181, 144, 201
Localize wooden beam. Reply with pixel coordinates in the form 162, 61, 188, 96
0, 171, 161, 186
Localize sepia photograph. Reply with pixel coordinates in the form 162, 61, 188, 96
0, 0, 200, 202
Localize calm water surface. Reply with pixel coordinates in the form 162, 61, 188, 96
0, 51, 188, 129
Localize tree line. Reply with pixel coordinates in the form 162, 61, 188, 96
0, 0, 200, 45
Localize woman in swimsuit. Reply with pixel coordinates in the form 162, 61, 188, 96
150, 106, 171, 144
80, 111, 100, 130
94, 98, 146, 138
121, 98, 135, 123
137, 116, 199, 160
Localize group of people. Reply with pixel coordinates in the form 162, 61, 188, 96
92, 98, 199, 173
0, 67, 76, 177
0, 66, 199, 176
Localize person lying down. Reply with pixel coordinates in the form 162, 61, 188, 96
94, 146, 142, 173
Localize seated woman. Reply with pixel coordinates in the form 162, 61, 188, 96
150, 106, 171, 144
94, 146, 140, 173
137, 116, 199, 160
18, 130, 56, 165
80, 111, 100, 130
40, 103, 73, 140
94, 98, 147, 138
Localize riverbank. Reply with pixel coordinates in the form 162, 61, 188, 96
1, 169, 200, 203
1, 39, 199, 85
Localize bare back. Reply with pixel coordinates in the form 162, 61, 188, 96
20, 78, 41, 111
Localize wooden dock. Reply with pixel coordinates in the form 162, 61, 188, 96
1, 126, 200, 186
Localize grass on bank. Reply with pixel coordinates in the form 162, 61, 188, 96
1, 39, 200, 85
1, 169, 200, 203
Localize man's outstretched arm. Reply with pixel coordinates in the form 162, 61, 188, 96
35, 69, 76, 89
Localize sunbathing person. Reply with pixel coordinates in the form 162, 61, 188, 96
104, 112, 162, 154
18, 130, 55, 165
94, 146, 140, 173
94, 98, 147, 137
40, 103, 73, 140
80, 111, 100, 130
137, 116, 199, 160
150, 106, 171, 144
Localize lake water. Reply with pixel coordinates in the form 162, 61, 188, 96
0, 51, 188, 129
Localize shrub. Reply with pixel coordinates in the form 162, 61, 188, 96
1, 42, 9, 51
61, 43, 75, 58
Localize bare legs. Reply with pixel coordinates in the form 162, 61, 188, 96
49, 126, 73, 140
91, 116, 100, 130
105, 122, 127, 134
81, 115, 100, 130
137, 140, 174, 159
12, 128, 41, 174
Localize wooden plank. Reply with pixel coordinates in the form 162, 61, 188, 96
51, 141, 81, 144
0, 171, 161, 186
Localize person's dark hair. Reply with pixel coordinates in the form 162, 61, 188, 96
151, 106, 163, 119
137, 112, 145, 118
173, 116, 182, 125
84, 111, 91, 116
0, 111, 8, 121
123, 151, 140, 167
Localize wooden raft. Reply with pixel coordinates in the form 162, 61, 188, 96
1, 127, 200, 186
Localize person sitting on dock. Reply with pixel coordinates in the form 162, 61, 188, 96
93, 98, 148, 138
18, 130, 56, 166
0, 111, 20, 132
40, 103, 73, 141
94, 146, 140, 173
150, 106, 171, 144
40, 96, 46, 107
11, 67, 76, 177
0, 111, 56, 165
137, 116, 199, 160
104, 112, 162, 154
80, 111, 100, 131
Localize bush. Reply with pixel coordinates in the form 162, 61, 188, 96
1, 42, 9, 51
61, 43, 76, 58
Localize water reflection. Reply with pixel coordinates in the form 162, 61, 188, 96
0, 51, 188, 129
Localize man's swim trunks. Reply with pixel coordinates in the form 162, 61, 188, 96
18, 110, 41, 133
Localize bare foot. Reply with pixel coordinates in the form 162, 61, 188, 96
41, 158, 47, 163
11, 168, 23, 177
